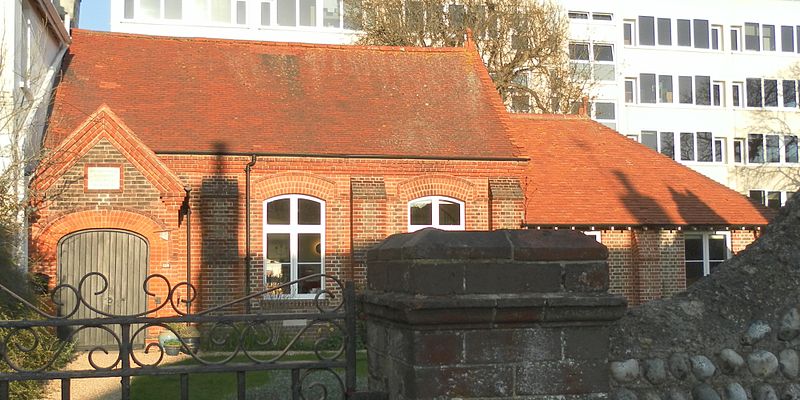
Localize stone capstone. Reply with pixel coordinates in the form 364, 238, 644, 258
690, 355, 716, 380
669, 353, 691, 380
719, 349, 745, 374
754, 385, 779, 400
780, 349, 799, 379
693, 384, 721, 400
748, 350, 779, 378
611, 359, 640, 383
783, 383, 800, 400
742, 321, 772, 346
725, 383, 748, 400
615, 388, 638, 400
643, 358, 668, 385
780, 307, 800, 342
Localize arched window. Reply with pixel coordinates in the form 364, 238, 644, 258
263, 195, 325, 297
408, 196, 465, 232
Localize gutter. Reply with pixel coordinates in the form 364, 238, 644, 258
31, 0, 71, 46
157, 150, 528, 163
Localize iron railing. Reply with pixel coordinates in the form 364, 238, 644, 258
0, 272, 358, 400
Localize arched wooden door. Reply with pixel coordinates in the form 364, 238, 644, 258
58, 230, 148, 348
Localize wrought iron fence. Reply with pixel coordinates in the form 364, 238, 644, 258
0, 272, 358, 400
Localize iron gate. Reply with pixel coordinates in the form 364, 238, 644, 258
0, 273, 360, 400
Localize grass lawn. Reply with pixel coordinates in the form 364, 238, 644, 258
129, 352, 367, 399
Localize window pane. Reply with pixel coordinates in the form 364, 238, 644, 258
746, 78, 762, 107
766, 135, 780, 162
782, 26, 795, 52
749, 190, 765, 206
569, 43, 589, 60
764, 79, 778, 107
592, 13, 612, 21
657, 18, 671, 45
594, 64, 615, 81
784, 80, 797, 107
568, 11, 588, 19
733, 84, 741, 107
277, 0, 296, 26
299, 0, 316, 26
236, 1, 246, 24
298, 233, 322, 262
767, 192, 782, 209
438, 200, 461, 226
266, 233, 290, 263
639, 16, 655, 45
708, 235, 727, 261
323, 0, 341, 27
745, 22, 760, 50
731, 28, 739, 51
593, 44, 613, 61
298, 199, 321, 225
786, 136, 798, 163
640, 73, 656, 103
165, 0, 182, 19
410, 200, 432, 225
693, 19, 709, 49
624, 22, 633, 45
686, 261, 704, 286
763, 25, 775, 51
595, 102, 615, 120
695, 76, 711, 105
298, 264, 321, 294
659, 75, 673, 103
210, 0, 231, 22
261, 2, 271, 25
625, 80, 634, 103
714, 139, 723, 162
748, 134, 764, 163
141, 0, 159, 18
734, 141, 742, 163
679, 76, 693, 104
711, 27, 719, 50
660, 132, 675, 159
712, 83, 721, 106
124, 0, 134, 18
697, 132, 712, 162
641, 131, 658, 151
448, 4, 465, 30
685, 236, 703, 261
677, 19, 691, 46
267, 199, 291, 224
680, 132, 695, 161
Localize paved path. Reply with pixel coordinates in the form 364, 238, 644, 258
43, 350, 189, 400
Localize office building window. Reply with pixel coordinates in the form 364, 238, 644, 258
712, 81, 723, 106
640, 16, 655, 46
641, 131, 658, 151
625, 78, 636, 103
782, 26, 795, 52
659, 75, 673, 103
764, 79, 778, 107
730, 26, 741, 51
748, 134, 765, 163
658, 18, 671, 45
786, 136, 799, 163
733, 139, 744, 163
763, 25, 776, 51
714, 137, 725, 162
750, 190, 787, 209
679, 76, 693, 104
593, 13, 613, 21
641, 73, 657, 103
746, 78, 763, 107
784, 80, 798, 108
261, 1, 271, 25
568, 11, 589, 19
745, 22, 760, 50
732, 82, 743, 107
624, 20, 635, 45
680, 132, 695, 161
640, 131, 676, 159
711, 25, 721, 50
695, 76, 711, 106
678, 19, 691, 47
694, 19, 709, 49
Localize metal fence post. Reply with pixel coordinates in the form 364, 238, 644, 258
0, 380, 8, 400
120, 323, 131, 400
345, 281, 357, 396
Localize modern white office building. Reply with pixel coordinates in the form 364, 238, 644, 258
560, 0, 800, 208
110, 0, 800, 207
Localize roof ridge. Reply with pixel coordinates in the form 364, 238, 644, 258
71, 29, 469, 53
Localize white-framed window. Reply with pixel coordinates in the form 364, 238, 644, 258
641, 131, 676, 159
746, 134, 799, 164
263, 195, 325, 298
782, 25, 796, 52
732, 82, 743, 107
624, 78, 637, 103
711, 25, 722, 50
746, 78, 779, 108
679, 131, 719, 162
685, 232, 731, 287
124, 0, 183, 20
763, 24, 776, 51
733, 138, 745, 163
593, 101, 616, 130
583, 231, 601, 242
745, 22, 760, 51
730, 26, 742, 51
712, 81, 724, 106
569, 42, 614, 82
749, 189, 792, 209
592, 12, 612, 21
408, 196, 465, 232
623, 19, 636, 46
568, 11, 589, 20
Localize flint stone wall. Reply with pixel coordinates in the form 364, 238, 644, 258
608, 198, 800, 400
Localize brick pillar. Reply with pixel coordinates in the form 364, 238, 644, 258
362, 229, 627, 400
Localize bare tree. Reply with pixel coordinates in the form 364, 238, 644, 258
348, 0, 591, 113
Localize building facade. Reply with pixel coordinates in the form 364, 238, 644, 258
559, 0, 800, 208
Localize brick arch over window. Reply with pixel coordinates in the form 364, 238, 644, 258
30, 208, 171, 287
396, 175, 485, 230
253, 172, 336, 201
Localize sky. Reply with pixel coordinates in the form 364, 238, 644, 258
79, 0, 111, 31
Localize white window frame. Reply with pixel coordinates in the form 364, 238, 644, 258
408, 196, 465, 232
684, 231, 731, 285
711, 25, 722, 50
748, 189, 788, 209
624, 19, 636, 46
263, 194, 326, 299
712, 81, 724, 106
593, 101, 616, 130
583, 231, 601, 242
731, 82, 744, 107
733, 138, 745, 163
730, 26, 742, 52
624, 78, 637, 103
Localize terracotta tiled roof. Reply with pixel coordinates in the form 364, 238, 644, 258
46, 30, 520, 160
510, 114, 773, 227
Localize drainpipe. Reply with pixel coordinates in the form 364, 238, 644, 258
184, 187, 192, 314
244, 155, 257, 313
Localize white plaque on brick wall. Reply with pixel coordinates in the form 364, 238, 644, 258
86, 166, 121, 190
